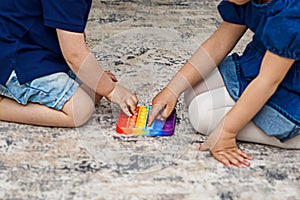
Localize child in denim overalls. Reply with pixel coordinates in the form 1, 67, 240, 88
149, 0, 300, 167
0, 1, 138, 127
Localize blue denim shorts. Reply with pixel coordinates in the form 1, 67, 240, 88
218, 55, 300, 142
0, 71, 80, 110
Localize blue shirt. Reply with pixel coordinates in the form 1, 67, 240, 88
0, 0, 92, 85
218, 0, 300, 128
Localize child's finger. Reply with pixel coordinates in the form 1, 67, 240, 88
198, 144, 209, 151
105, 70, 118, 82
237, 149, 253, 160
198, 136, 215, 151
217, 151, 242, 168
148, 104, 164, 126
214, 153, 232, 168
229, 151, 250, 167
120, 103, 132, 117
131, 95, 138, 106
126, 98, 137, 115
130, 96, 138, 115
161, 105, 172, 119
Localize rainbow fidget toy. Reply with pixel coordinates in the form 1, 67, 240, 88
116, 106, 176, 136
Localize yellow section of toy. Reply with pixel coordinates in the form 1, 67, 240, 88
135, 106, 148, 128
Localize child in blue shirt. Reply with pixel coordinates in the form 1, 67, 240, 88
0, 0, 138, 127
149, 0, 300, 167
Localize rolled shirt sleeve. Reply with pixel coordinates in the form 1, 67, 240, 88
41, 0, 92, 33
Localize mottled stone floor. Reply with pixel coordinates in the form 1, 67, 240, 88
0, 1, 299, 199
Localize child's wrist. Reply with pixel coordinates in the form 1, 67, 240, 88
165, 86, 180, 98
166, 72, 191, 97
105, 82, 117, 101
188, 46, 216, 78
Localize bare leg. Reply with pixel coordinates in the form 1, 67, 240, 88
0, 87, 94, 127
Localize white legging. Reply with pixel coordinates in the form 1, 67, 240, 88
184, 68, 300, 149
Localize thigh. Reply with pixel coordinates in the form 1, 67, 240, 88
184, 68, 225, 106
1, 70, 80, 110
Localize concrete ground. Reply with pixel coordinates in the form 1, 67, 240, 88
0, 0, 299, 199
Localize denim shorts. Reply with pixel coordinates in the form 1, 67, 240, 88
218, 55, 300, 142
0, 71, 80, 110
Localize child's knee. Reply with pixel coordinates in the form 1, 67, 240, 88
72, 103, 94, 127
188, 93, 213, 135
188, 87, 234, 135
63, 88, 95, 127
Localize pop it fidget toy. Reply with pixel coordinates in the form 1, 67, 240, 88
116, 106, 176, 136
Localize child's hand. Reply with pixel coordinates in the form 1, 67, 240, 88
104, 70, 118, 82
106, 84, 138, 116
148, 87, 178, 126
199, 124, 253, 168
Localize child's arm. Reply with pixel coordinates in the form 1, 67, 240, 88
56, 29, 138, 116
200, 51, 295, 167
148, 22, 247, 125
